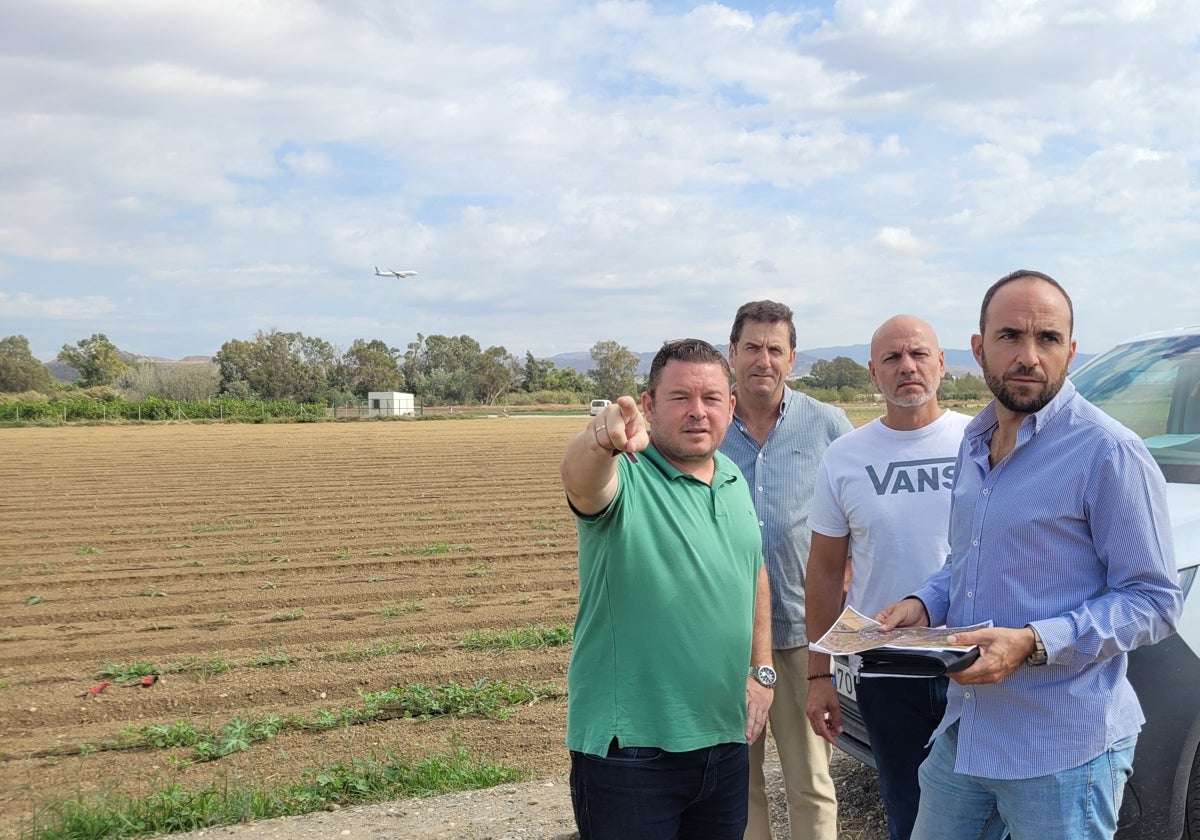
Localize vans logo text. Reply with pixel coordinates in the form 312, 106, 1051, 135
865, 458, 956, 495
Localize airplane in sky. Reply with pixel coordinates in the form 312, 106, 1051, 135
375, 267, 418, 279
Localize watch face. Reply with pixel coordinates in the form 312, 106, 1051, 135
753, 666, 777, 687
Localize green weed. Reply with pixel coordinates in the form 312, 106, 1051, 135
20, 747, 520, 839
361, 678, 561, 720
194, 521, 233, 533
168, 657, 232, 679
460, 625, 573, 651
380, 601, 423, 617
246, 651, 293, 668
324, 642, 410, 662
98, 662, 162, 683
404, 542, 468, 555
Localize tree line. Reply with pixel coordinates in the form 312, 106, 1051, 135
1, 332, 989, 409
0, 332, 643, 407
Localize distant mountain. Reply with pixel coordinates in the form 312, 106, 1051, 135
551, 345, 819, 377
802, 345, 982, 375
44, 352, 216, 383
550, 345, 1093, 378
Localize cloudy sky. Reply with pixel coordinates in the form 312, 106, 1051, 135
3, 0, 1199, 364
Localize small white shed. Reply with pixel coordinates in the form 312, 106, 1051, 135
367, 391, 416, 416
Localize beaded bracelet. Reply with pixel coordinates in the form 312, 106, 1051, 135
806, 673, 834, 681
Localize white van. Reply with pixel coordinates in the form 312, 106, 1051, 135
589, 399, 611, 416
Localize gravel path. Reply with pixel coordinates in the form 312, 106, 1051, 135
155, 747, 887, 840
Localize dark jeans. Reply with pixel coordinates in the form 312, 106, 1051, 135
569, 740, 749, 840
855, 675, 948, 840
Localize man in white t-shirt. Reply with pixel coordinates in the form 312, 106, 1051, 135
804, 315, 971, 840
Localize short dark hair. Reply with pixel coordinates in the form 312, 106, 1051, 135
730, 300, 796, 350
646, 339, 732, 397
979, 270, 1074, 335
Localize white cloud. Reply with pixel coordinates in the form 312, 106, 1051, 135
1, 292, 120, 320
1, 0, 1198, 364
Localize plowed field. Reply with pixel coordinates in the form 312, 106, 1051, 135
0, 417, 588, 837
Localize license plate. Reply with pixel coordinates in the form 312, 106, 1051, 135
834, 658, 856, 701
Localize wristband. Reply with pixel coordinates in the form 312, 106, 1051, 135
806, 673, 834, 681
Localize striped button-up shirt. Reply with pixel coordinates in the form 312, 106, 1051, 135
721, 387, 853, 649
914, 379, 1182, 779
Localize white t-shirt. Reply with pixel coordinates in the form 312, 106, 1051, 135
809, 410, 972, 617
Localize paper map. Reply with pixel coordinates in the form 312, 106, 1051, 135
811, 605, 990, 655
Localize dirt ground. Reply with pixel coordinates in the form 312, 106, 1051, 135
0, 416, 885, 839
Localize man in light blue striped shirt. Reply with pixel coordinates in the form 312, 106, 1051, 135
720, 300, 853, 840
878, 271, 1182, 840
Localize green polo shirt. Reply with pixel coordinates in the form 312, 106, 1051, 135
566, 443, 763, 756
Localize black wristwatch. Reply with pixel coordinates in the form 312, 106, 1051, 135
748, 665, 777, 688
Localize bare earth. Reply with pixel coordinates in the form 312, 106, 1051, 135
0, 418, 885, 839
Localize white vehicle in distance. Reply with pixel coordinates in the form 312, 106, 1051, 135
589, 399, 611, 416
832, 325, 1200, 839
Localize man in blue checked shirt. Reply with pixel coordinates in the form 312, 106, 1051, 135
877, 270, 1182, 840
720, 300, 853, 840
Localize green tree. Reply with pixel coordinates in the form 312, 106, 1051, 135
343, 339, 403, 397
546, 365, 590, 393
213, 330, 339, 402
521, 352, 554, 392
940, 372, 987, 401
588, 340, 639, 400
57, 333, 129, 387
0, 335, 54, 393
406, 334, 478, 403
803, 356, 872, 391
471, 346, 520, 404
117, 360, 219, 401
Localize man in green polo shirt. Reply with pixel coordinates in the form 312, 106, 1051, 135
562, 338, 773, 839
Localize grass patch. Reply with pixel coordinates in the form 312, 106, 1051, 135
324, 642, 412, 662
269, 608, 305, 622
98, 662, 162, 683
246, 651, 293, 668
362, 679, 561, 720
460, 624, 573, 651
379, 601, 423, 617
25, 749, 521, 839
168, 657, 232, 679
193, 521, 234, 533
404, 542, 469, 555
26, 595, 46, 606
76, 546, 101, 555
